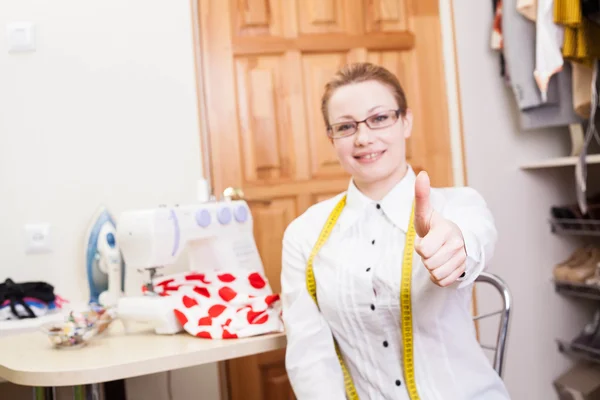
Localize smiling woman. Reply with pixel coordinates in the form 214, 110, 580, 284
279, 62, 510, 400
323, 63, 413, 202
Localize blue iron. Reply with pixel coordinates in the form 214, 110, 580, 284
85, 206, 125, 306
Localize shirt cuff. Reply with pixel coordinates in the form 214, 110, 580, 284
455, 228, 485, 288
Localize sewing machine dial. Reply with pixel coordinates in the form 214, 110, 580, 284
217, 207, 232, 225
195, 209, 211, 227
234, 205, 248, 222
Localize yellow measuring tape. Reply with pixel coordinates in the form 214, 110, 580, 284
305, 195, 420, 400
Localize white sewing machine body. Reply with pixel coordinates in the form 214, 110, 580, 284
117, 200, 262, 274
113, 199, 266, 335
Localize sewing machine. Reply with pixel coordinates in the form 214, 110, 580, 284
112, 196, 265, 334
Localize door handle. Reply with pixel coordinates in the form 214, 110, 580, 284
222, 187, 245, 200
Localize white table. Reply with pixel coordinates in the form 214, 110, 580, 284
0, 321, 287, 399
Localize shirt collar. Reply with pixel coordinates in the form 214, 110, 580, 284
339, 165, 416, 234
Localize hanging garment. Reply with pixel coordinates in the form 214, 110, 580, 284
582, 0, 600, 24
573, 61, 595, 118
521, 62, 586, 129
491, 0, 504, 50
534, 0, 565, 102
517, 0, 538, 21
554, 0, 600, 66
575, 61, 600, 214
151, 270, 284, 339
491, 0, 509, 80
503, 0, 584, 129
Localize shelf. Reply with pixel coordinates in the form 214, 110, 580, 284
550, 217, 600, 236
557, 339, 600, 365
554, 280, 600, 301
520, 154, 600, 170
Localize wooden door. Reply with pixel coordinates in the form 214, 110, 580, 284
195, 0, 455, 399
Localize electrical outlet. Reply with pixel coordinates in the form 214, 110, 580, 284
24, 223, 52, 254
6, 22, 36, 53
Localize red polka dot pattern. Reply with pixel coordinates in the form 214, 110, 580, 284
173, 309, 188, 326
208, 304, 227, 318
217, 273, 236, 283
182, 295, 198, 308
218, 287, 237, 302
248, 273, 266, 289
193, 287, 210, 298
150, 270, 284, 339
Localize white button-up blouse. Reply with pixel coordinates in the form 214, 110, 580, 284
280, 167, 511, 400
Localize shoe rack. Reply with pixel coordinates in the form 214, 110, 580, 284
550, 194, 600, 364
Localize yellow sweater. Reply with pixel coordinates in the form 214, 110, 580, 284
554, 0, 600, 66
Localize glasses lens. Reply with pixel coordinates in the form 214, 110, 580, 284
330, 122, 357, 138
366, 111, 398, 129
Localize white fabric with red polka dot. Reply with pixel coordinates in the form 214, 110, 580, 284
150, 270, 284, 339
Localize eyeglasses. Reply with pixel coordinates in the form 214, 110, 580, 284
326, 109, 402, 139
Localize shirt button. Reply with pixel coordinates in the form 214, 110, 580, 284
370, 304, 375, 311
396, 380, 401, 386
366, 267, 371, 272
383, 341, 388, 347
376, 204, 381, 209
371, 239, 375, 245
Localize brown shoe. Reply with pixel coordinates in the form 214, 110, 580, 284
553, 246, 594, 281
567, 247, 600, 283
585, 263, 600, 285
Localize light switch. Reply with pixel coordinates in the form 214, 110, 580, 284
7, 22, 36, 53
24, 223, 52, 254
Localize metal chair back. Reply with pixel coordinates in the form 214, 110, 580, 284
473, 272, 512, 378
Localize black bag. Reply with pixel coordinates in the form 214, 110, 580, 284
0, 278, 56, 319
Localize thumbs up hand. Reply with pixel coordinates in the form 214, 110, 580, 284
414, 171, 467, 287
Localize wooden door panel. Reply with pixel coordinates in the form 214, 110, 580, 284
261, 354, 295, 400
227, 348, 291, 400
297, 0, 350, 35
365, 0, 410, 32
250, 198, 296, 294
301, 53, 350, 178
233, 0, 285, 38
197, 1, 457, 399
410, 1, 452, 187
235, 55, 293, 182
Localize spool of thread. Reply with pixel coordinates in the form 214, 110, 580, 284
197, 178, 210, 203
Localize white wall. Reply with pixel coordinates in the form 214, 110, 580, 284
451, 1, 595, 399
0, 1, 220, 399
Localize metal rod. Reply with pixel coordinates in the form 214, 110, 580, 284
90, 383, 102, 400
474, 272, 512, 378
473, 310, 502, 321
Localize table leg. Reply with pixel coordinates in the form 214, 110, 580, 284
87, 383, 102, 400
32, 387, 54, 400
70, 384, 103, 400
73, 385, 85, 400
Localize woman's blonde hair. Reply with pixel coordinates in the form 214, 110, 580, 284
320, 62, 409, 128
